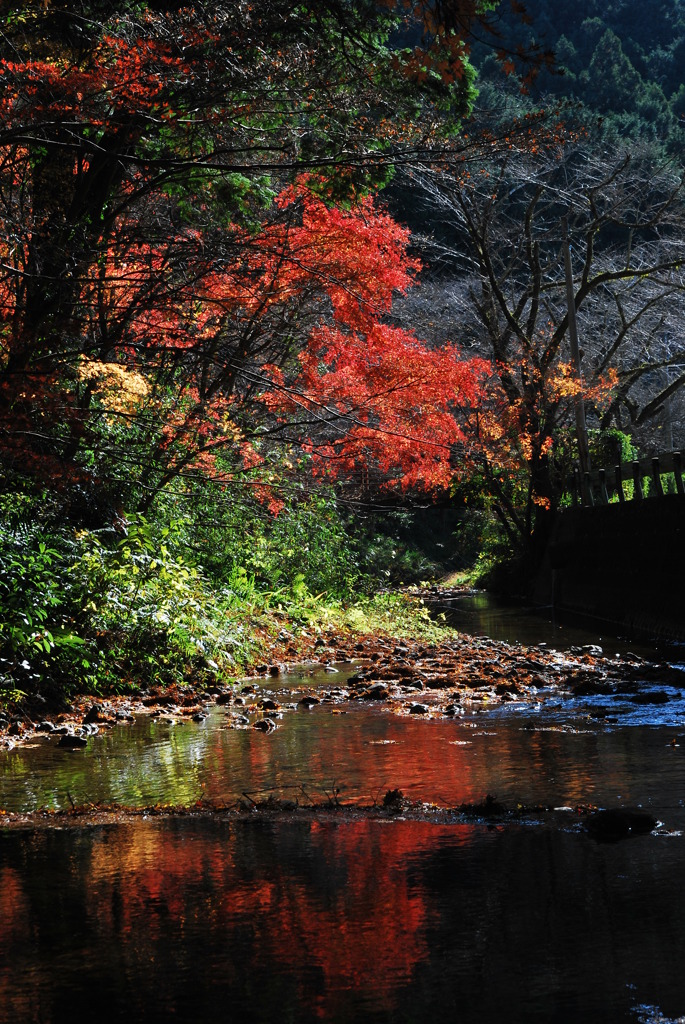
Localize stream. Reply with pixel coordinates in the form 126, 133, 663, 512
1, 597, 685, 1024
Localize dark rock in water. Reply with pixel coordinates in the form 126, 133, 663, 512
409, 703, 429, 715
382, 788, 406, 812
570, 645, 602, 655
458, 794, 507, 817
215, 692, 234, 705
229, 714, 250, 726
588, 709, 617, 722
58, 734, 88, 749
571, 679, 614, 697
427, 675, 455, 690
36, 721, 56, 732
253, 718, 276, 733
361, 683, 389, 701
142, 694, 176, 707
259, 698, 280, 711
83, 703, 103, 724
298, 695, 320, 707
585, 808, 657, 842
192, 712, 208, 722
626, 690, 671, 705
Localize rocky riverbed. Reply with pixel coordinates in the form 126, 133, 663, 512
2, 624, 682, 750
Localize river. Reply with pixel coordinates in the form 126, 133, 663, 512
1, 597, 684, 1024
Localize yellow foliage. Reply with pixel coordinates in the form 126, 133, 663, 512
77, 359, 149, 417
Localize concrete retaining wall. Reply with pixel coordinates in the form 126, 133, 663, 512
538, 495, 685, 640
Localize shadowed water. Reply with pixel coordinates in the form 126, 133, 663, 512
2, 815, 685, 1023
434, 591, 685, 661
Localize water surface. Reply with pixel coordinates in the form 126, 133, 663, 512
435, 590, 684, 661
2, 815, 685, 1023
2, 663, 685, 816
2, 629, 685, 1023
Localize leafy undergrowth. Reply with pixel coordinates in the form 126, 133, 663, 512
0, 482, 456, 715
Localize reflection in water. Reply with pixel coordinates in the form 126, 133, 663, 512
435, 591, 683, 659
1, 818, 685, 1023
3, 645, 685, 1022
2, 690, 685, 821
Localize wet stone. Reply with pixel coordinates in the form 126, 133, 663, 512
426, 676, 455, 690
495, 681, 520, 695
58, 734, 88, 749
626, 691, 672, 705
571, 680, 614, 697
443, 704, 463, 716
259, 698, 280, 711
83, 703, 105, 724
228, 714, 250, 726
362, 684, 390, 701
409, 703, 429, 715
253, 718, 276, 733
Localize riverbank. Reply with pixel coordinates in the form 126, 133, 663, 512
0, 586, 463, 746
2, 590, 681, 753
0, 791, 617, 833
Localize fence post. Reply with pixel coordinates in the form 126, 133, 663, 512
632, 461, 643, 500
674, 452, 684, 496
584, 471, 594, 506
598, 468, 609, 504
615, 463, 625, 502
651, 457, 664, 497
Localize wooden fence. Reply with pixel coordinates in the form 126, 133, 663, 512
568, 450, 684, 507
